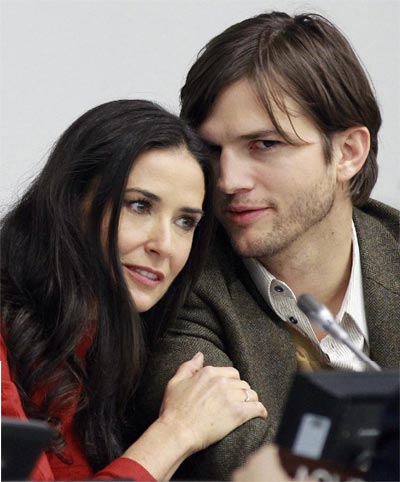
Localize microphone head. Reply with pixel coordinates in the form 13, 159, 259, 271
297, 294, 380, 371
297, 293, 332, 331
297, 293, 322, 317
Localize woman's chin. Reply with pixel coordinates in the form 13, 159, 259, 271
130, 290, 163, 313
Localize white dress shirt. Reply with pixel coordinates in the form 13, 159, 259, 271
243, 223, 369, 371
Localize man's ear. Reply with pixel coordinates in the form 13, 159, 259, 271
333, 126, 370, 182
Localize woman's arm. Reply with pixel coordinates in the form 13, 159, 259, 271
121, 352, 267, 481
1, 336, 156, 482
2, 336, 266, 481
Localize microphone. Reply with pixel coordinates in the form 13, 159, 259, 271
297, 293, 381, 372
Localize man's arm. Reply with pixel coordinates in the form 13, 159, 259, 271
133, 243, 297, 480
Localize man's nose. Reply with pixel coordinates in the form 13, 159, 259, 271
217, 148, 254, 194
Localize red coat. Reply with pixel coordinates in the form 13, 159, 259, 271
1, 335, 155, 481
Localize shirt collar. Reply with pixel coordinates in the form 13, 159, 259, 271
243, 221, 368, 341
337, 222, 368, 340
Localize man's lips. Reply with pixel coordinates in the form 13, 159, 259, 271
223, 206, 274, 225
123, 265, 165, 287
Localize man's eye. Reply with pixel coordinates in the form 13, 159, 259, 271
175, 216, 199, 232
250, 140, 280, 151
126, 199, 151, 214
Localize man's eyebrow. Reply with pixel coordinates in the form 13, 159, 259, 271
125, 187, 204, 216
239, 129, 281, 141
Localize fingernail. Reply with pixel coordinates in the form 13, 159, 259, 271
192, 351, 202, 360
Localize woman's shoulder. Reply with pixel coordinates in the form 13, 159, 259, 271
1, 334, 10, 375
1, 334, 28, 420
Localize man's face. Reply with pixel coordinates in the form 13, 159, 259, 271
199, 79, 339, 262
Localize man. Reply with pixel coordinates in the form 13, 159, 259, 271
133, 12, 400, 480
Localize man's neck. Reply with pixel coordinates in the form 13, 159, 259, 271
258, 201, 353, 317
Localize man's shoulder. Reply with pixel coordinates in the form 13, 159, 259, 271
354, 198, 399, 292
354, 198, 399, 239
190, 226, 261, 307
199, 226, 243, 284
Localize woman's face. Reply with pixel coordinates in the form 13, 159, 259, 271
117, 146, 205, 312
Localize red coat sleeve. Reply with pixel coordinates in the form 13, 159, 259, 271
95, 458, 156, 481
1, 336, 156, 481
1, 335, 55, 480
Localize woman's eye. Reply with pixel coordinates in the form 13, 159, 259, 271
126, 199, 151, 214
250, 140, 280, 151
175, 216, 199, 232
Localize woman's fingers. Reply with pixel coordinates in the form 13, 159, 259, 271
238, 400, 268, 422
167, 361, 265, 413
168, 360, 242, 391
208, 379, 258, 403
238, 386, 258, 403
189, 384, 267, 450
196, 364, 241, 381
171, 352, 204, 382
223, 384, 267, 421
160, 357, 268, 453
170, 356, 240, 384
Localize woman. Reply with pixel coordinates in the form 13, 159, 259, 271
1, 100, 267, 481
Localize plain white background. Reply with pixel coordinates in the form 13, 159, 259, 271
1, 0, 399, 212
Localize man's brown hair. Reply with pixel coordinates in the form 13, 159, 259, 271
181, 12, 381, 206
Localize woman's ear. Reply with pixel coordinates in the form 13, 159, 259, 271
333, 126, 370, 183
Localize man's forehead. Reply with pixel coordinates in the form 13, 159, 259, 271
199, 84, 304, 145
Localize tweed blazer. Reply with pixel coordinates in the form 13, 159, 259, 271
133, 199, 400, 481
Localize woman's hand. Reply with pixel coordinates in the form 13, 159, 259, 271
158, 352, 268, 453
122, 353, 267, 481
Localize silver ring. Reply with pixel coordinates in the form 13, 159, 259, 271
244, 389, 250, 402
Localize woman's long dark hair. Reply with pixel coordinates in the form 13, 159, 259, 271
0, 100, 215, 470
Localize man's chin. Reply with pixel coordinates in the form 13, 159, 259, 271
227, 229, 285, 259
221, 221, 274, 257
228, 233, 260, 258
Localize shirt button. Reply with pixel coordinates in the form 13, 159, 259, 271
289, 316, 298, 324
274, 285, 284, 293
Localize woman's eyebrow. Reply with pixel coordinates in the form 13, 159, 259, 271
126, 187, 204, 216
125, 187, 160, 201
181, 207, 205, 216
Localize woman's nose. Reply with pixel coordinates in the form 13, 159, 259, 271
145, 220, 173, 257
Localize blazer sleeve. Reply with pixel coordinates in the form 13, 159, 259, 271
132, 291, 233, 481
132, 266, 285, 481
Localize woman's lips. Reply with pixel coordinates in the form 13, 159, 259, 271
123, 265, 165, 288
